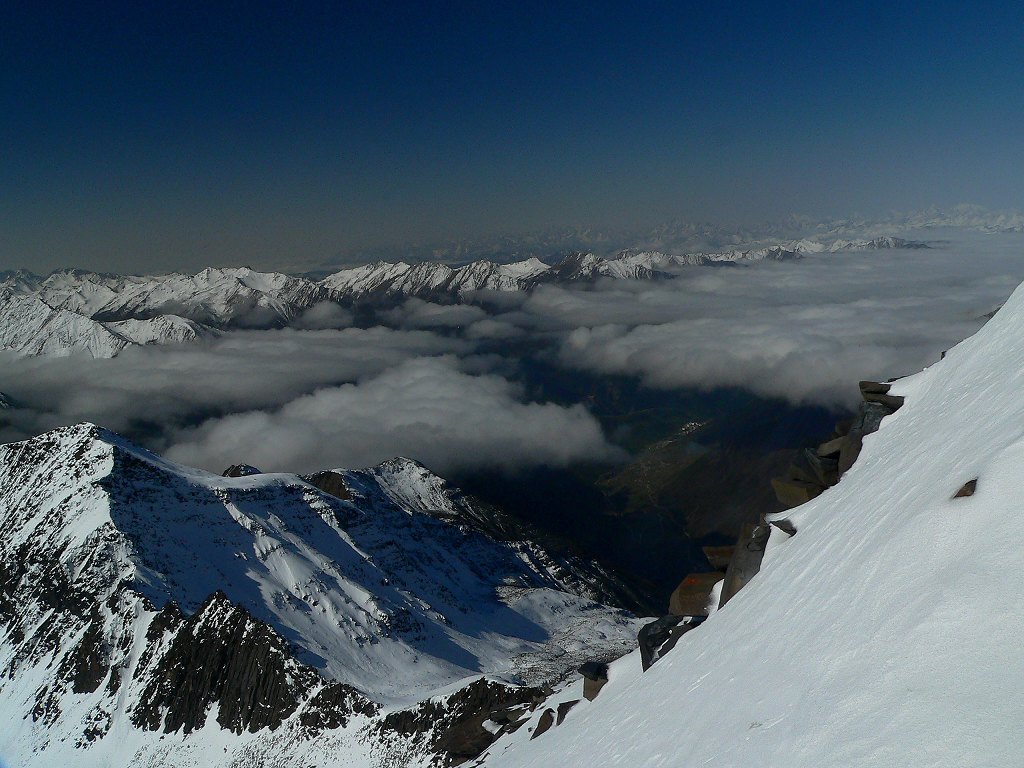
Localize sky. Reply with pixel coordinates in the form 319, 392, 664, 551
3, 1, 1024, 272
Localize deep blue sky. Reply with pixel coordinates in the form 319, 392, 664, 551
3, 1, 1024, 272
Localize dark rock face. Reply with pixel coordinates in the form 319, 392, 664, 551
638, 614, 706, 671
302, 470, 353, 499
719, 522, 771, 608
556, 699, 579, 724
531, 708, 556, 740
299, 682, 379, 731
131, 592, 318, 735
638, 615, 683, 671
222, 464, 261, 477
579, 661, 610, 701
381, 677, 547, 765
668, 572, 724, 617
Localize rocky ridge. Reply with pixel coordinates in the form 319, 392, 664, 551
0, 424, 641, 766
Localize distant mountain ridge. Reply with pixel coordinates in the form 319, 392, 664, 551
0, 236, 924, 358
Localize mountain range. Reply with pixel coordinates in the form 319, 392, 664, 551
0, 237, 923, 358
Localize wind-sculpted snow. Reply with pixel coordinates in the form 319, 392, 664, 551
0, 237, 923, 357
0, 424, 639, 765
481, 279, 1024, 766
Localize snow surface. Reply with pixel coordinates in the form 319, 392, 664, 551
484, 280, 1024, 766
0, 426, 642, 766
0, 427, 637, 702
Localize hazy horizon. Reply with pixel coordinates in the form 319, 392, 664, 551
4, 2, 1024, 273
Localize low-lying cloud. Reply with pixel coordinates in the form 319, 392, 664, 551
0, 326, 464, 440
166, 356, 622, 474
4, 228, 1024, 475
509, 231, 1024, 405
0, 326, 621, 474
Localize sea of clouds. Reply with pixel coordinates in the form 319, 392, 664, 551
3, 228, 1024, 475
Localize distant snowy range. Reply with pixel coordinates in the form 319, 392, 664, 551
4, 210, 1024, 767
0, 237, 914, 359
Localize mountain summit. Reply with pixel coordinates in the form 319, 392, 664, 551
0, 424, 638, 765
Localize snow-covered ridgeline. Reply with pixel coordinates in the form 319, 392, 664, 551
481, 276, 1024, 766
0, 236, 922, 358
0, 424, 639, 765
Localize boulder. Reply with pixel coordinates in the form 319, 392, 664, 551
578, 662, 609, 701
556, 700, 579, 725
802, 448, 839, 487
771, 477, 824, 508
718, 522, 770, 608
638, 615, 684, 671
668, 572, 724, 617
222, 464, 261, 478
701, 545, 735, 572
816, 436, 847, 458
531, 709, 555, 739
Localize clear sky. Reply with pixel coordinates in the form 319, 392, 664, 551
3, 1, 1024, 272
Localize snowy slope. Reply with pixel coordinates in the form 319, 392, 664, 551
0, 424, 640, 766
0, 425, 637, 700
483, 283, 1024, 766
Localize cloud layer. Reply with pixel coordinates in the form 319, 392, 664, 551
4, 229, 1024, 475
505, 231, 1024, 405
166, 356, 623, 474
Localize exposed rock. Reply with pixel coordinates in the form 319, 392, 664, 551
718, 522, 770, 608
668, 572, 725, 617
302, 469, 352, 499
298, 682, 378, 731
531, 709, 556, 740
222, 463, 261, 477
838, 401, 895, 477
579, 662, 609, 701
638, 615, 692, 671
131, 591, 314, 735
556, 699, 579, 725
702, 545, 735, 571
954, 478, 978, 498
771, 476, 824, 508
381, 677, 547, 765
816, 436, 846, 458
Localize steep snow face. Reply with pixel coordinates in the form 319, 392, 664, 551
0, 425, 637, 703
485, 284, 1024, 766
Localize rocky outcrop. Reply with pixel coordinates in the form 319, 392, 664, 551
772, 380, 904, 510
668, 572, 724, 617
222, 463, 261, 477
638, 615, 705, 671
718, 522, 772, 608
380, 677, 548, 765
302, 469, 353, 499
131, 592, 325, 734
578, 662, 609, 701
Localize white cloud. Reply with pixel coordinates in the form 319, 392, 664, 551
505, 231, 1024, 405
165, 356, 623, 474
